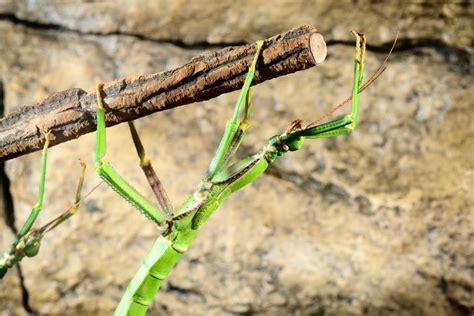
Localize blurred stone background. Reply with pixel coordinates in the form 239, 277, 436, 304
0, 1, 472, 315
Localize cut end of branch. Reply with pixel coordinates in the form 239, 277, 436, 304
309, 33, 327, 64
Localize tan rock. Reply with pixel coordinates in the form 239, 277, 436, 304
0, 4, 472, 315
0, 1, 471, 48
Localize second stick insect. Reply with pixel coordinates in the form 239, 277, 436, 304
94, 31, 367, 315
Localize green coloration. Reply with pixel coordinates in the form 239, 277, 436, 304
22, 237, 41, 257
15, 132, 49, 244
0, 135, 87, 279
96, 161, 165, 225
92, 32, 367, 315
206, 41, 263, 179
95, 84, 166, 226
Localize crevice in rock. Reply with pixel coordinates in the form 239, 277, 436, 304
1, 12, 470, 57
0, 169, 15, 235
0, 83, 16, 231
327, 38, 471, 75
237, 144, 350, 202
166, 281, 204, 298
0, 13, 64, 32
327, 37, 469, 54
16, 265, 37, 315
0, 13, 245, 50
439, 277, 470, 316
0, 82, 38, 315
264, 165, 351, 204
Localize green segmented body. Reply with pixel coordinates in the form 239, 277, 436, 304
115, 151, 272, 315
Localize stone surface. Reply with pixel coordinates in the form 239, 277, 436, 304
0, 2, 473, 316
0, 0, 472, 48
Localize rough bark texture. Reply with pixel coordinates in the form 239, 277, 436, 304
0, 1, 472, 316
0, 24, 326, 161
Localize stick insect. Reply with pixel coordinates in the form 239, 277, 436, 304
1, 31, 391, 315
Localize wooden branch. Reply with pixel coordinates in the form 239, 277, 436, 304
0, 24, 327, 162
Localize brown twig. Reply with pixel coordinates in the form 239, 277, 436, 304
0, 24, 327, 162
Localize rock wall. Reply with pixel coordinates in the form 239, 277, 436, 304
0, 1, 472, 315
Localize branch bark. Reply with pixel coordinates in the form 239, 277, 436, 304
0, 24, 327, 162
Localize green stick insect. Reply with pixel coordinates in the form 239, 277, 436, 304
1, 31, 391, 315
98, 31, 368, 316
